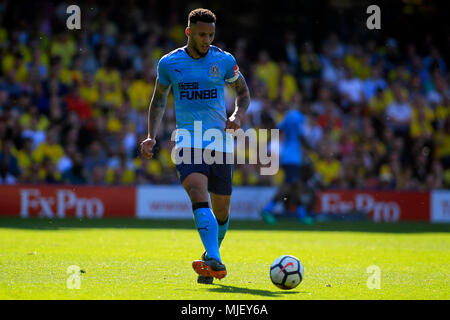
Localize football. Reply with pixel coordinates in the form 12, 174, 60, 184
270, 255, 304, 290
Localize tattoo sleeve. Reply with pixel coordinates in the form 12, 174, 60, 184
147, 79, 171, 139
228, 73, 250, 119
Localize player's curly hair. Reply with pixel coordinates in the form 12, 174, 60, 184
188, 8, 216, 25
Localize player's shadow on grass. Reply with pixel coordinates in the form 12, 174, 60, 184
205, 283, 306, 297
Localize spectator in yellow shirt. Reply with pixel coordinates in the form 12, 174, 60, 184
32, 128, 64, 164
435, 117, 450, 168
2, 51, 15, 74
435, 98, 449, 129
80, 73, 100, 107
97, 81, 123, 109
298, 41, 321, 98
278, 61, 299, 103
50, 34, 76, 68
13, 53, 28, 83
94, 62, 121, 93
127, 70, 154, 111
410, 95, 435, 139
255, 51, 280, 101
315, 142, 342, 186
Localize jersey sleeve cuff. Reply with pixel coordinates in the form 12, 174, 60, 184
225, 72, 241, 84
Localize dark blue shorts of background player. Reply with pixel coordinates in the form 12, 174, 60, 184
261, 164, 315, 225
282, 164, 302, 185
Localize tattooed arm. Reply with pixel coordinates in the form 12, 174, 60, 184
226, 73, 251, 130
140, 79, 171, 159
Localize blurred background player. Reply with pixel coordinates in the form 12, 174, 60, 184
140, 8, 250, 284
261, 99, 315, 225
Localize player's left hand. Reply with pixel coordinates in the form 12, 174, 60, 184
225, 115, 241, 131
140, 137, 156, 159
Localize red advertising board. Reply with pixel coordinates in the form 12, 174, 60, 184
0, 185, 435, 222
314, 190, 430, 222
0, 185, 136, 218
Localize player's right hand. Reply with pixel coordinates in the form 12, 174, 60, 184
140, 137, 156, 159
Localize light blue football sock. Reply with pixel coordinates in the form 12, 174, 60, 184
263, 200, 276, 213
204, 216, 229, 261
218, 217, 229, 248
297, 205, 307, 219
193, 207, 221, 263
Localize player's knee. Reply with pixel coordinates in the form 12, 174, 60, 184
186, 185, 208, 203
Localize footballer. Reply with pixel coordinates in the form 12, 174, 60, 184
140, 8, 250, 284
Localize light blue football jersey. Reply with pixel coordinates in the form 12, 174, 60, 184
278, 110, 306, 165
157, 45, 240, 153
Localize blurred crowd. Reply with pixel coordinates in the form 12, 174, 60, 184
0, 2, 449, 190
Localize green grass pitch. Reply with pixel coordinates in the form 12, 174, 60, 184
0, 218, 449, 300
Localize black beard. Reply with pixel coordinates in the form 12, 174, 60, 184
193, 45, 208, 57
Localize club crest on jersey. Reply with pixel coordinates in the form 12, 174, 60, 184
209, 63, 221, 78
